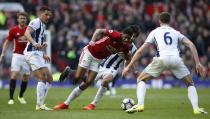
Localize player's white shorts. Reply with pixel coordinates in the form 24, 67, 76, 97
95, 66, 118, 81
143, 56, 190, 79
79, 47, 101, 72
11, 53, 30, 75
24, 51, 48, 71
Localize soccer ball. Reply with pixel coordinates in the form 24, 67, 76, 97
121, 98, 135, 110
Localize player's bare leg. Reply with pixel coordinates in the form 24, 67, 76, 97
84, 74, 113, 110
126, 72, 153, 113
73, 66, 87, 84
182, 75, 207, 114
79, 70, 98, 90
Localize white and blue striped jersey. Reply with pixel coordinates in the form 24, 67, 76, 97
25, 18, 46, 52
100, 43, 137, 70
145, 25, 185, 57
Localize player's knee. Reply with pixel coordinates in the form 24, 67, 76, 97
104, 75, 113, 80
22, 78, 28, 82
186, 81, 194, 87
101, 79, 111, 87
47, 76, 53, 83
74, 76, 82, 83
10, 73, 18, 79
46, 73, 53, 82
74, 75, 82, 80
182, 75, 194, 87
137, 73, 152, 83
38, 73, 48, 82
184, 79, 194, 87
85, 80, 92, 86
101, 81, 108, 87
79, 83, 87, 90
102, 75, 113, 83
40, 75, 46, 81
22, 75, 29, 81
137, 78, 147, 83
11, 76, 18, 79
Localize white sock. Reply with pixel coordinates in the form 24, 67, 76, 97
37, 82, 46, 106
108, 82, 112, 89
43, 82, 51, 102
188, 86, 199, 110
137, 81, 146, 106
91, 86, 107, 106
64, 86, 83, 105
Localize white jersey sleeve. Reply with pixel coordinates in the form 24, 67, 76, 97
28, 18, 40, 30
145, 30, 156, 44
177, 31, 185, 41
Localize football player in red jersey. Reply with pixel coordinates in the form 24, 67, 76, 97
0, 12, 30, 105
53, 25, 140, 110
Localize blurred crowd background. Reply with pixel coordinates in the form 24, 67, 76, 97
0, 0, 209, 85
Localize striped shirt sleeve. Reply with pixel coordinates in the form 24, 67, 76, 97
28, 19, 40, 31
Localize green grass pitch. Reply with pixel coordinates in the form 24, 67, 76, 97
0, 87, 209, 119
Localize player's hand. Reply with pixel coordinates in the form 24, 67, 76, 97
0, 55, 4, 63
196, 63, 206, 78
42, 42, 48, 48
122, 66, 130, 77
133, 70, 140, 78
43, 55, 51, 63
33, 43, 42, 50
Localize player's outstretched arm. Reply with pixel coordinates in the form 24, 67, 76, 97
127, 43, 149, 68
0, 40, 10, 63
122, 43, 149, 76
182, 37, 206, 78
90, 29, 106, 43
124, 52, 132, 65
24, 27, 42, 50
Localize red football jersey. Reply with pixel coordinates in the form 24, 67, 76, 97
6, 25, 27, 54
88, 29, 131, 59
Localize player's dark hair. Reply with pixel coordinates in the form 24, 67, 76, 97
122, 25, 140, 37
159, 12, 171, 24
39, 6, 51, 12
122, 26, 134, 37
17, 12, 28, 18
130, 25, 140, 36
